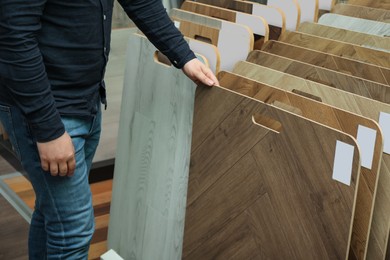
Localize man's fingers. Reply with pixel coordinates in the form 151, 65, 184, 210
49, 162, 59, 176
67, 157, 76, 177
58, 161, 68, 177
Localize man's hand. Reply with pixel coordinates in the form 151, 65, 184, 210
37, 132, 76, 177
182, 58, 219, 87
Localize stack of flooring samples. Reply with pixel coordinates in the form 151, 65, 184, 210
107, 1, 390, 259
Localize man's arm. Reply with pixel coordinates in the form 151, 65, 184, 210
0, 0, 75, 176
118, 0, 219, 86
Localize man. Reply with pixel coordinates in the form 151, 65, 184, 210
0, 0, 218, 259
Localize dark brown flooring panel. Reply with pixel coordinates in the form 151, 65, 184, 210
0, 195, 29, 260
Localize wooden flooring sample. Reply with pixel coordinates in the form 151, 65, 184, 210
247, 50, 390, 104
191, 0, 285, 40
332, 3, 390, 23
298, 22, 390, 52
341, 0, 390, 10
296, 0, 319, 22
183, 81, 360, 260
107, 33, 199, 260
261, 40, 390, 86
318, 13, 390, 37
279, 31, 390, 68
233, 61, 390, 260
181, 1, 269, 49
170, 8, 253, 71
244, 0, 301, 30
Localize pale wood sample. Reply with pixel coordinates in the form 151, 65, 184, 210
332, 3, 390, 23
108, 32, 200, 260
233, 61, 390, 260
298, 22, 390, 52
340, 0, 390, 10
247, 50, 390, 104
319, 13, 390, 37
279, 31, 390, 68
244, 0, 301, 30
319, 0, 336, 11
183, 79, 360, 260
261, 40, 390, 86
191, 0, 286, 40
181, 1, 269, 49
218, 70, 384, 260
296, 0, 319, 22
170, 8, 253, 71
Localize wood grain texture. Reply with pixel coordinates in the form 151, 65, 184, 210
170, 8, 253, 71
340, 0, 390, 10
247, 50, 390, 104
191, 0, 285, 40
233, 61, 390, 260
298, 22, 390, 52
261, 40, 390, 86
332, 3, 390, 22
180, 1, 269, 49
318, 13, 390, 37
184, 82, 360, 260
218, 70, 385, 260
107, 33, 198, 260
279, 31, 390, 68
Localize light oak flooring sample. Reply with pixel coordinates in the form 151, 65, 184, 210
191, 0, 285, 40
319, 13, 390, 37
247, 50, 390, 104
108, 33, 198, 260
261, 40, 390, 86
162, 0, 182, 10
181, 1, 269, 49
218, 70, 384, 259
170, 8, 253, 71
233, 61, 390, 260
340, 0, 390, 10
332, 3, 390, 22
279, 31, 390, 68
183, 82, 360, 260
298, 22, 390, 52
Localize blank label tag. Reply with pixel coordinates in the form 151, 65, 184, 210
332, 141, 355, 186
379, 112, 390, 154
174, 21, 181, 29
356, 125, 377, 170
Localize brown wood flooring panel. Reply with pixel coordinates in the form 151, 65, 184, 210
1, 174, 111, 259
232, 61, 390, 260
247, 50, 390, 104
332, 3, 390, 22
261, 40, 390, 86
217, 71, 384, 260
184, 83, 361, 259
298, 22, 390, 52
279, 31, 390, 68
0, 195, 29, 260
190, 0, 285, 40
343, 0, 390, 10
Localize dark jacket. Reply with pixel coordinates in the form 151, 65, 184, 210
0, 0, 195, 142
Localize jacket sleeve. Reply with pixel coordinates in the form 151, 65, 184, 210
0, 0, 65, 142
118, 0, 196, 69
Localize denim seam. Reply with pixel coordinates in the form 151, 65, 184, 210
41, 176, 66, 258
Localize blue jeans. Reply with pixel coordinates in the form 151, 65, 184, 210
0, 102, 101, 259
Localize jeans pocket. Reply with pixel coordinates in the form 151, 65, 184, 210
0, 104, 22, 161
